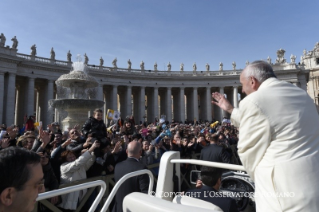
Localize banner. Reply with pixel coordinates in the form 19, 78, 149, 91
107, 109, 121, 120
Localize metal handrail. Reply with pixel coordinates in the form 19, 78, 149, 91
170, 159, 246, 171
36, 180, 106, 212
100, 169, 154, 212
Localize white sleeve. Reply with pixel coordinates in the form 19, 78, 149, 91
236, 99, 272, 181
60, 151, 92, 174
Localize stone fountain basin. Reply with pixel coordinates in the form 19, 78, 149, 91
49, 99, 104, 110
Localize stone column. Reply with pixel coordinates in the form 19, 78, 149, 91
166, 87, 172, 123
179, 88, 185, 123
219, 87, 224, 120
97, 84, 104, 102
193, 88, 198, 123
126, 86, 132, 117
139, 86, 145, 124
153, 87, 159, 121
233, 86, 238, 108
35, 90, 40, 122
0, 73, 4, 124
27, 77, 35, 117
46, 80, 54, 125
206, 87, 212, 122
111, 85, 118, 111
14, 88, 19, 125
5, 73, 16, 125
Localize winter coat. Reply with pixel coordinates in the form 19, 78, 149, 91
82, 117, 107, 139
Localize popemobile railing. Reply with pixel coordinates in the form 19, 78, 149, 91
33, 153, 204, 212
33, 163, 160, 212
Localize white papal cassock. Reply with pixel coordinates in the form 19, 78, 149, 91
231, 77, 319, 212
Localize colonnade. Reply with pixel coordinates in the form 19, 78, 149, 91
99, 85, 240, 125
1, 73, 242, 126
0, 43, 309, 127
1, 73, 55, 127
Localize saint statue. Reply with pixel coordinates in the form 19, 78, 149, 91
0, 33, 6, 47
232, 61, 236, 70
84, 53, 89, 64
50, 47, 55, 60
154, 62, 158, 71
219, 62, 223, 71
31, 44, 37, 56
303, 49, 307, 56
140, 61, 145, 70
11, 36, 18, 49
67, 50, 72, 62
100, 57, 104, 66
112, 57, 117, 68
290, 54, 296, 64
128, 59, 132, 69
275, 48, 286, 64
245, 61, 249, 66
193, 63, 197, 72
167, 62, 171, 71
206, 63, 210, 71
267, 56, 271, 64
180, 63, 184, 71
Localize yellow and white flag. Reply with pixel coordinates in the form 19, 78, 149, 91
107, 109, 121, 120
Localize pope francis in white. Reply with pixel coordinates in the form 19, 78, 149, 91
212, 60, 319, 212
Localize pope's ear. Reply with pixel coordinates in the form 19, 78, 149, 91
0, 187, 15, 207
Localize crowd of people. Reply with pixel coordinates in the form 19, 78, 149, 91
0, 107, 240, 211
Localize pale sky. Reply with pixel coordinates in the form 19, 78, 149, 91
1, 0, 318, 71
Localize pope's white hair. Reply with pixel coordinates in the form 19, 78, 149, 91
244, 60, 277, 83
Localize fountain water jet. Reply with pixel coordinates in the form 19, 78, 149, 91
49, 55, 104, 131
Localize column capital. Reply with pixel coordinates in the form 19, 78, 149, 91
233, 85, 238, 88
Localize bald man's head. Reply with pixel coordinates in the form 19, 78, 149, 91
127, 141, 142, 158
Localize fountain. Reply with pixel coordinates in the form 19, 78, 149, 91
49, 55, 104, 131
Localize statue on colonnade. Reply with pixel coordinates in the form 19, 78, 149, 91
219, 62, 223, 71
206, 63, 210, 71
11, 36, 18, 49
100, 57, 104, 66
140, 61, 145, 70
180, 63, 184, 71
112, 57, 117, 68
193, 63, 197, 72
67, 50, 72, 62
50, 48, 55, 60
154, 62, 157, 71
290, 54, 296, 64
232, 61, 236, 70
84, 53, 89, 64
31, 44, 37, 56
167, 62, 171, 71
0, 33, 6, 47
275, 48, 286, 64
128, 59, 132, 69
